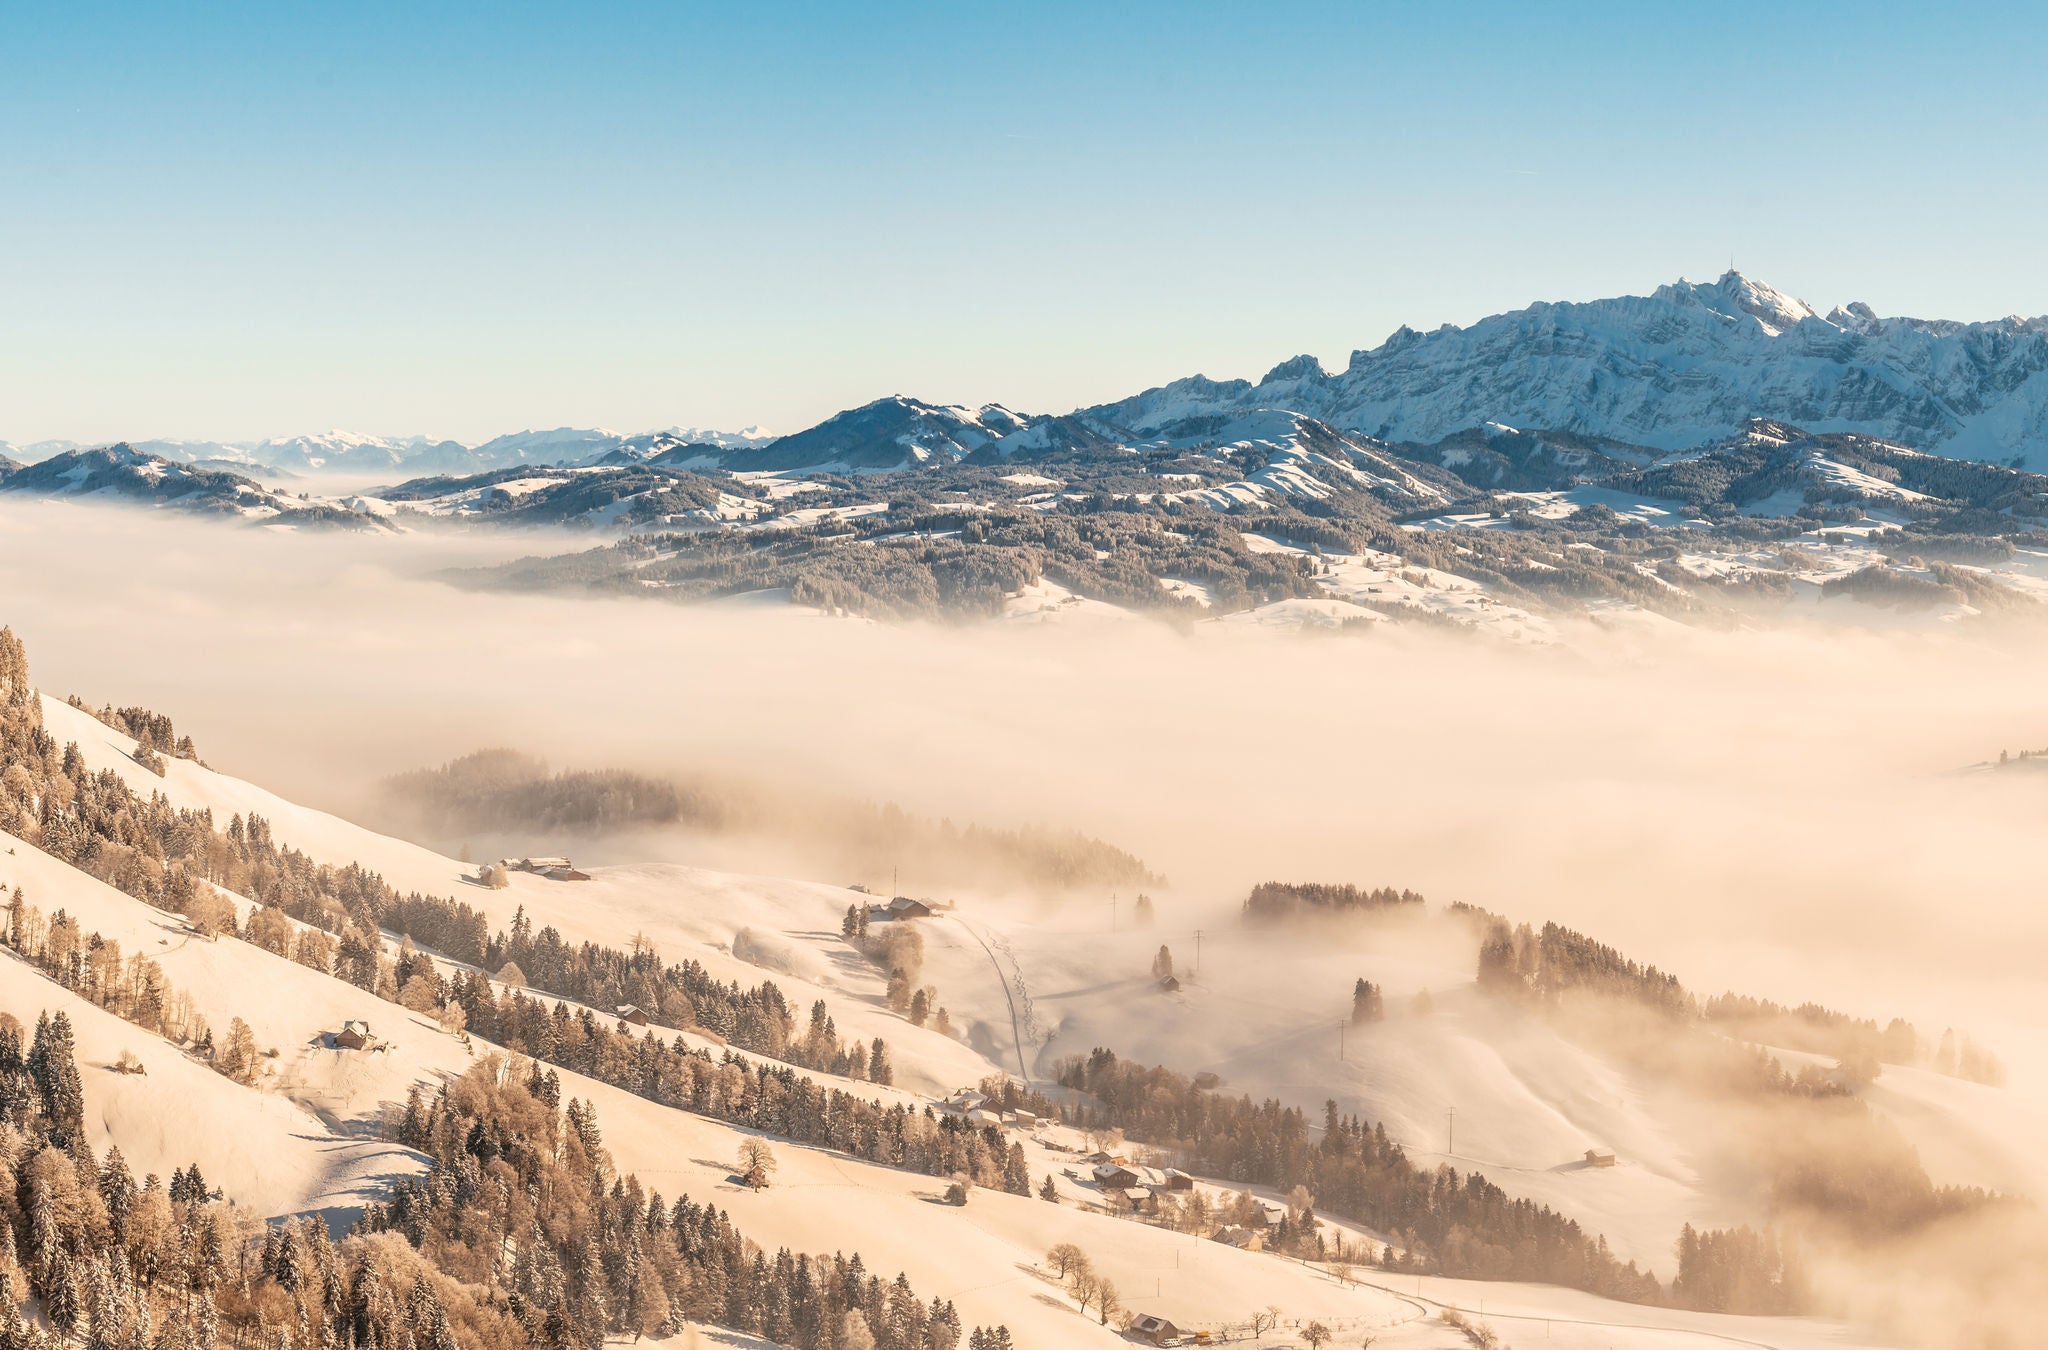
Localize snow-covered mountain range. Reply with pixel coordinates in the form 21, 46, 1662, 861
0, 425, 775, 478
1089, 272, 2048, 465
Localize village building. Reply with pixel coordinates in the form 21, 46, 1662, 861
966, 1107, 1002, 1128
1212, 1224, 1263, 1251
1162, 1168, 1196, 1191
1092, 1161, 1141, 1189
1243, 1200, 1288, 1230
940, 1088, 987, 1116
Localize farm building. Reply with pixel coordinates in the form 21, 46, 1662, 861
1128, 1313, 1185, 1345
1162, 1168, 1196, 1191
541, 865, 591, 882
1212, 1224, 1263, 1251
332, 1020, 376, 1051
616, 1005, 650, 1028
1244, 1201, 1288, 1229
1585, 1148, 1617, 1168
1092, 1162, 1141, 1189
868, 896, 933, 921
940, 1089, 987, 1116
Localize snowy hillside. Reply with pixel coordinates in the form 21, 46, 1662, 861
1, 690, 1924, 1348
0, 444, 389, 528
1087, 272, 2048, 467
27, 693, 2028, 1338
724, 397, 1035, 472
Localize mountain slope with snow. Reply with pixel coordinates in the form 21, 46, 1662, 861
1087, 272, 2048, 467
0, 444, 389, 527
7, 693, 1914, 1349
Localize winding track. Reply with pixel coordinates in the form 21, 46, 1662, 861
948, 913, 1032, 1084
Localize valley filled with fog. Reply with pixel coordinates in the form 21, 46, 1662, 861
6, 500, 2042, 1059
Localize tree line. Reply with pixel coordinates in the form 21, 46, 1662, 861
1055, 1047, 1663, 1302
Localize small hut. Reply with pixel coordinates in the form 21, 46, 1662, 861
333, 1020, 376, 1051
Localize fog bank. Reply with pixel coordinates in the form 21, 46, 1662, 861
3, 500, 2044, 1075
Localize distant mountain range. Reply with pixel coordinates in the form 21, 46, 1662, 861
1086, 273, 2048, 465
0, 425, 775, 478
14, 272, 2046, 480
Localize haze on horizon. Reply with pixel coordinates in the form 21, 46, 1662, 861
5, 1, 2047, 446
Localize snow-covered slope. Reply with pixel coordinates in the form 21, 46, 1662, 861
730, 397, 1035, 471
1087, 272, 2048, 466
9, 695, 1904, 1349
0, 444, 386, 527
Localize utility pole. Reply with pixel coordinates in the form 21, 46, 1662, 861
1338, 1021, 1346, 1062
1110, 892, 1117, 932
1193, 929, 1204, 980
1446, 1106, 1456, 1156
892, 864, 899, 899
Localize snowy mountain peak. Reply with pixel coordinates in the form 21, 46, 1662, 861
1261, 354, 1329, 384
1657, 270, 1819, 336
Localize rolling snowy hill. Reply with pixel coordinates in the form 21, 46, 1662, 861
13, 693, 2015, 1348
4, 696, 1916, 1350
0, 444, 389, 527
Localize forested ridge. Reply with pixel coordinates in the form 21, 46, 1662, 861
0, 1000, 1008, 1350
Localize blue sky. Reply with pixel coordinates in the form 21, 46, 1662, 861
3, 1, 2042, 444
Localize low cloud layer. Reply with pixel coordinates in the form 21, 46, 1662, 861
3, 499, 2044, 1077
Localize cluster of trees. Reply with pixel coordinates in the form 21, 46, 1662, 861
1820, 563, 1976, 610
368, 1058, 1008, 1350
1054, 1048, 1663, 1302
1350, 979, 1384, 1024
0, 1009, 254, 1350
480, 907, 870, 1077
403, 975, 1033, 1196
1242, 882, 1425, 925
1672, 1224, 1805, 1315
384, 750, 1160, 898
1039, 1243, 1121, 1327
0, 890, 272, 1090
62, 697, 201, 767
842, 910, 954, 1036
824, 804, 1161, 894
1465, 903, 2007, 1089
1469, 914, 1693, 1019
1374, 519, 1698, 616
379, 749, 695, 835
